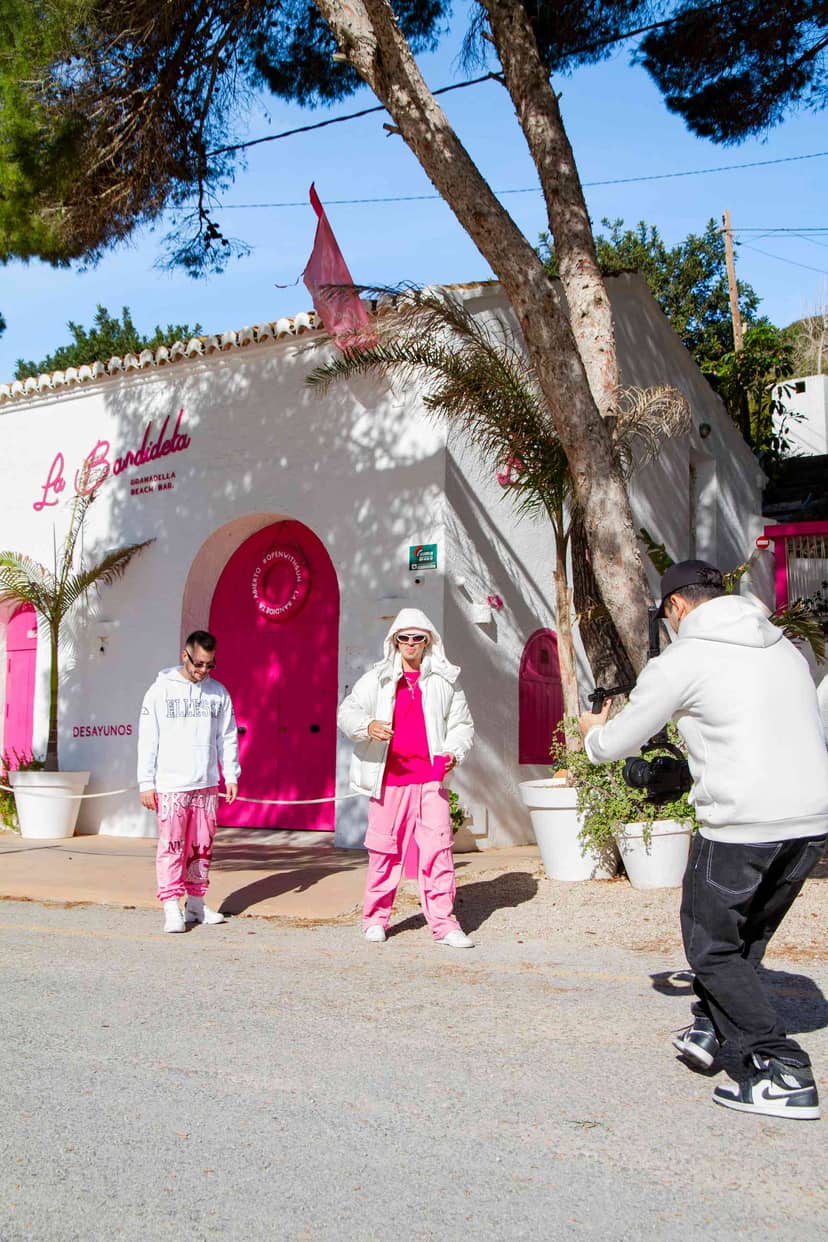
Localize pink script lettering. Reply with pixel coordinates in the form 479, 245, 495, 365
33, 453, 67, 511
32, 409, 192, 510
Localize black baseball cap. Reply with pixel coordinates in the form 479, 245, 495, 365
657, 560, 724, 617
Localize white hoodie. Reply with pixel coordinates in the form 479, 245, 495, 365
137, 667, 241, 794
337, 608, 474, 798
585, 594, 828, 843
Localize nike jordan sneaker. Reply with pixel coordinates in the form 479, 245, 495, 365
713, 1056, 820, 1120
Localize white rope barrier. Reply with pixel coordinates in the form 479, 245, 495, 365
234, 793, 362, 806
0, 781, 362, 804
0, 783, 138, 800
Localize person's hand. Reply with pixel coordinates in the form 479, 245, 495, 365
225, 783, 238, 805
140, 789, 157, 812
577, 699, 612, 739
368, 720, 394, 742
443, 753, 457, 773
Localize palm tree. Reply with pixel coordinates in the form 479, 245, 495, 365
308, 287, 691, 742
0, 490, 153, 771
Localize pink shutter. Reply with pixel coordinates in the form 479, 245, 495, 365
519, 629, 564, 763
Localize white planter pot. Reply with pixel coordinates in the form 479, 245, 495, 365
9, 770, 91, 839
519, 780, 618, 881
616, 819, 693, 890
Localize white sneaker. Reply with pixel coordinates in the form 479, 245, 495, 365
364, 925, 387, 943
184, 897, 226, 925
163, 899, 186, 934
436, 929, 475, 949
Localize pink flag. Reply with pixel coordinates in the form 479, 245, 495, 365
303, 184, 376, 351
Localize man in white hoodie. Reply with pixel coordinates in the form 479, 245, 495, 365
578, 561, 828, 1121
138, 630, 240, 933
338, 608, 474, 948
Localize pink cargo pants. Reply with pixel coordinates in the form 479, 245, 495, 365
155, 787, 219, 903
363, 782, 461, 940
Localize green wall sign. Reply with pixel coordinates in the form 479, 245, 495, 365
409, 543, 438, 571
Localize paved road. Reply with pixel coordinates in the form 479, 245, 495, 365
1, 901, 826, 1240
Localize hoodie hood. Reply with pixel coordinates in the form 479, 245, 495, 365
156, 666, 190, 683
678, 594, 783, 649
374, 608, 460, 683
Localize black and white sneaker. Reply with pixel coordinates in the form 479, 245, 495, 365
713, 1058, 820, 1120
672, 1015, 720, 1069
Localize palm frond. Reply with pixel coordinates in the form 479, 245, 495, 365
638, 528, 674, 575
61, 539, 155, 611
0, 552, 55, 615
614, 385, 692, 477
770, 599, 826, 664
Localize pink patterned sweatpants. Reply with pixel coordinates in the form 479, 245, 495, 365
363, 782, 461, 940
155, 787, 219, 903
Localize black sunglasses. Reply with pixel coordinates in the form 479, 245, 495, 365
185, 650, 216, 671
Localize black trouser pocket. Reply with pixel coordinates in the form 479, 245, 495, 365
705, 840, 781, 898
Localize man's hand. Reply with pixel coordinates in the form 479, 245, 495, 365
444, 753, 457, 773
577, 699, 612, 739
368, 720, 394, 742
225, 783, 238, 805
140, 789, 157, 812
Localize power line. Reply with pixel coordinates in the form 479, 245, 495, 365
207, 73, 499, 158
738, 242, 828, 276
212, 150, 828, 211
207, 4, 731, 160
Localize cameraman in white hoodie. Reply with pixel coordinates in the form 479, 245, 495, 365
138, 630, 240, 933
578, 561, 828, 1121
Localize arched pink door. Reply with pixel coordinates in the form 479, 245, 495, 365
519, 629, 564, 763
208, 520, 340, 829
5, 604, 38, 765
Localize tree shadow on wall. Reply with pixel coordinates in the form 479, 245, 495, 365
387, 869, 538, 938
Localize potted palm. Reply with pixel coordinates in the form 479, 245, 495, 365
0, 488, 152, 838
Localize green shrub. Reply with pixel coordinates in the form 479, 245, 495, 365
448, 789, 465, 834
551, 721, 698, 852
0, 751, 45, 832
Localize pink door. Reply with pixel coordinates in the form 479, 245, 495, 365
519, 629, 564, 763
208, 520, 340, 829
5, 604, 38, 765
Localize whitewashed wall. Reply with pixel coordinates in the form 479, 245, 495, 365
442, 276, 765, 845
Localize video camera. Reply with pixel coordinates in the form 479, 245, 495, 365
587, 605, 692, 806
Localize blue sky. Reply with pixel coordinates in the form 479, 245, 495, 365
2, 10, 826, 381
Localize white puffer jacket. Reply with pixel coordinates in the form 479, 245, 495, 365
337, 608, 474, 798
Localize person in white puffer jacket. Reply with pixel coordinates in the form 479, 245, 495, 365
338, 608, 474, 948
578, 561, 828, 1122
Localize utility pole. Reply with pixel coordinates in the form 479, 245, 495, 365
722, 209, 743, 352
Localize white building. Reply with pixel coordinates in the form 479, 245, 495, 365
0, 276, 765, 846
773, 374, 828, 456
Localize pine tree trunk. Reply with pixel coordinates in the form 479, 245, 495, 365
314, 0, 651, 672
480, 0, 619, 419
552, 529, 582, 747
570, 510, 636, 691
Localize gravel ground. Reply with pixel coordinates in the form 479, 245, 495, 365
434, 852, 828, 962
